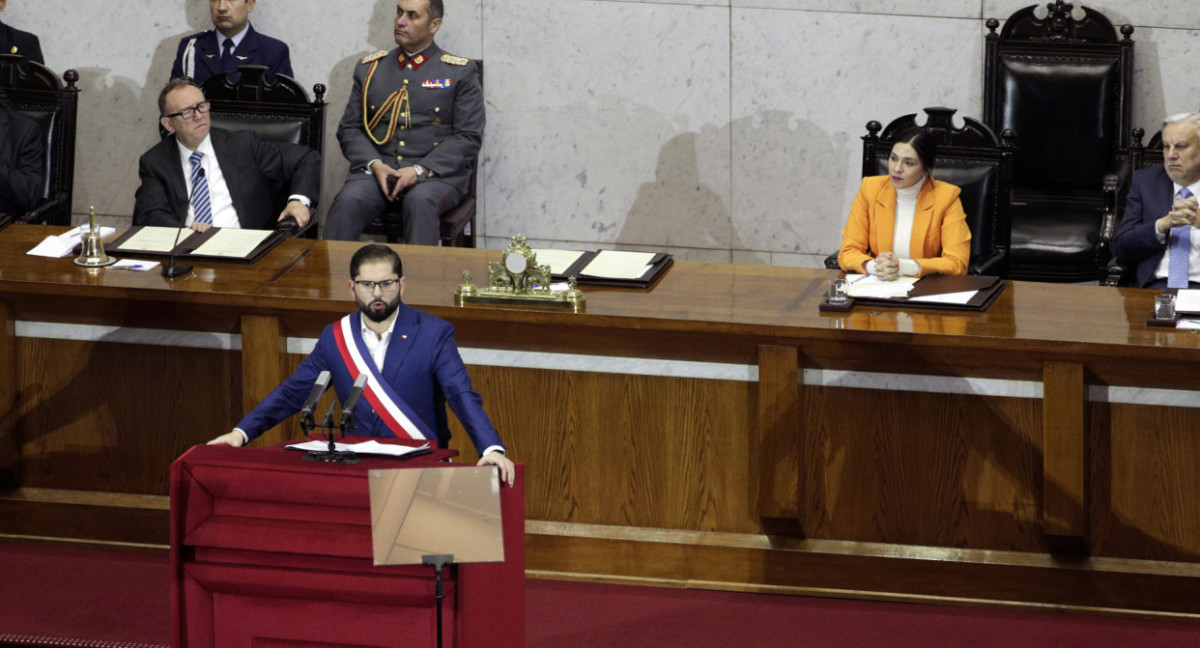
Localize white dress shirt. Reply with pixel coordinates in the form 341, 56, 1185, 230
177, 134, 240, 229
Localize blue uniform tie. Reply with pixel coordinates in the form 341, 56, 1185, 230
221, 38, 235, 74
1168, 187, 1195, 289
190, 151, 213, 225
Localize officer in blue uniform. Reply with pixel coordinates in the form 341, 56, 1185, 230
170, 0, 293, 85
0, 0, 43, 64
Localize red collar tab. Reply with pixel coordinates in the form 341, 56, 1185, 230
398, 52, 428, 69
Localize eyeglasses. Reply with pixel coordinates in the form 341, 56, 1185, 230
354, 278, 401, 292
164, 101, 211, 120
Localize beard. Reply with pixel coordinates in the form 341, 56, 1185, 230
358, 294, 401, 323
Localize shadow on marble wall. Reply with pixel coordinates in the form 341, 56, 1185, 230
1136, 39, 1166, 138
618, 130, 739, 257
730, 110, 850, 261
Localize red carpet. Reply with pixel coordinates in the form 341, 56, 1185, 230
1, 542, 1198, 647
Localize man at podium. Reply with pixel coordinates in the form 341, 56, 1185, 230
208, 243, 514, 485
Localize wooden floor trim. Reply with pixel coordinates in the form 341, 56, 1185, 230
525, 520, 1200, 578
525, 569, 1200, 622
0, 488, 170, 510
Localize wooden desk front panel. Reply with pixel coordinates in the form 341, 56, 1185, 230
15, 337, 241, 495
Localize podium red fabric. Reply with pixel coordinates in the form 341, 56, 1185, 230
169, 441, 524, 648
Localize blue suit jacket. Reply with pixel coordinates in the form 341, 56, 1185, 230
0, 103, 44, 214
170, 25, 294, 85
236, 304, 503, 454
1114, 165, 1177, 288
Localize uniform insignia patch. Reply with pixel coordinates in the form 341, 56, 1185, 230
360, 50, 388, 64
422, 79, 454, 89
9, 46, 16, 54
441, 54, 469, 66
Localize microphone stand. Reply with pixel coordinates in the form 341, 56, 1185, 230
163, 167, 206, 279
422, 554, 455, 648
302, 374, 368, 464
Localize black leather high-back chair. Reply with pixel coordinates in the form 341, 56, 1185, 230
362, 61, 481, 247
201, 66, 325, 236
983, 0, 1134, 282
826, 107, 1016, 276
0, 53, 79, 226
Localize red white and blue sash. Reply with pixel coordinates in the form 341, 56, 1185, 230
332, 313, 434, 441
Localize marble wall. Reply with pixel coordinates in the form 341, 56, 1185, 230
6, 0, 1200, 267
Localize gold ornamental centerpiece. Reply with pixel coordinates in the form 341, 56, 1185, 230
455, 235, 584, 312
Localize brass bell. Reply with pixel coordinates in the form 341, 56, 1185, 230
74, 206, 116, 268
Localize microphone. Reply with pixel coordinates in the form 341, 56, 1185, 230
163, 167, 205, 278
300, 370, 331, 421
342, 373, 369, 421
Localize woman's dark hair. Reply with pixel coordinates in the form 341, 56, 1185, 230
891, 127, 937, 173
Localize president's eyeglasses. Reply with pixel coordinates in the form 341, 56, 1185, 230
354, 278, 401, 293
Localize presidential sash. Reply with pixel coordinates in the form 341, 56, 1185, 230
332, 313, 434, 441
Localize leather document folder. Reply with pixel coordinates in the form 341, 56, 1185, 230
108, 226, 286, 264
823, 274, 1006, 312
551, 250, 674, 289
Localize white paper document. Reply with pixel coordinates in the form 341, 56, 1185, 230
907, 290, 979, 305
27, 225, 118, 258
531, 248, 586, 275
286, 439, 431, 457
1174, 289, 1200, 314
112, 259, 161, 271
191, 228, 272, 258
118, 226, 193, 253
843, 274, 919, 299
581, 250, 656, 279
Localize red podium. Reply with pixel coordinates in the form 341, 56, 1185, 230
169, 442, 524, 648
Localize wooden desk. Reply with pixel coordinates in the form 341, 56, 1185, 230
2, 225, 1199, 617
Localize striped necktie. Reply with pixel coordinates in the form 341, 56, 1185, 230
1167, 187, 1195, 289
190, 151, 213, 225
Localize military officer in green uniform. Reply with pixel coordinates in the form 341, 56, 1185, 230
324, 0, 484, 243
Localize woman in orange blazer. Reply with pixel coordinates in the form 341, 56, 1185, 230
838, 128, 971, 279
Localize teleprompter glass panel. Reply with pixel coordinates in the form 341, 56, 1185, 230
368, 466, 505, 566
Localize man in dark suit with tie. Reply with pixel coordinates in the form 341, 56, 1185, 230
322, 0, 484, 243
132, 79, 319, 231
1115, 112, 1200, 289
207, 243, 515, 486
170, 0, 293, 85
0, 0, 42, 64
0, 101, 42, 215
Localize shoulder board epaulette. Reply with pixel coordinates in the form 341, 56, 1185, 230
441, 54, 469, 66
360, 50, 388, 64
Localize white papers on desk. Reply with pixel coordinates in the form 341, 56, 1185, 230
112, 259, 161, 271
531, 248, 586, 275
286, 439, 430, 457
581, 250, 656, 280
118, 226, 194, 253
844, 274, 919, 299
1174, 289, 1200, 314
27, 224, 117, 258
191, 228, 271, 258
907, 290, 979, 305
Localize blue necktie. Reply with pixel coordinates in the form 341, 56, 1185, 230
190, 151, 213, 225
221, 38, 235, 74
1168, 187, 1195, 289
